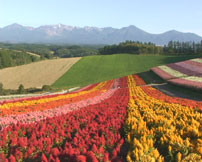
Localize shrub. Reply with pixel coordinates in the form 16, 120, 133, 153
18, 84, 25, 94
42, 85, 52, 91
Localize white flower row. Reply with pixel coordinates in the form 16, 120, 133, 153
183, 76, 202, 82
158, 65, 187, 78
191, 58, 202, 63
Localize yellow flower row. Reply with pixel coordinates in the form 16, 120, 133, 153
126, 75, 202, 162
0, 81, 108, 109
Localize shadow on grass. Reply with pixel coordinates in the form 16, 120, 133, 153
160, 54, 202, 65
154, 83, 202, 101
139, 70, 202, 101
139, 70, 165, 84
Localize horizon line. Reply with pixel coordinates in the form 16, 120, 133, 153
0, 23, 202, 37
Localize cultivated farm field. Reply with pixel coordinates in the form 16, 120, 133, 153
0, 58, 81, 89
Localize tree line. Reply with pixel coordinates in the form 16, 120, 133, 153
99, 40, 202, 55
0, 49, 40, 69
0, 43, 100, 59
0, 82, 53, 95
99, 41, 163, 54
1, 41, 202, 62
164, 41, 202, 55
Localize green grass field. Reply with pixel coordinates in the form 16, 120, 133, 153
53, 54, 200, 88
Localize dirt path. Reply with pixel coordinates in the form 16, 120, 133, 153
25, 51, 41, 57
139, 83, 167, 87
13, 50, 41, 57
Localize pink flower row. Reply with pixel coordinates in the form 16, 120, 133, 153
0, 88, 117, 128
168, 78, 202, 90
151, 67, 175, 80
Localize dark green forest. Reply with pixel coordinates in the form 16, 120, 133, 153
99, 40, 202, 55
99, 41, 163, 54
163, 41, 202, 54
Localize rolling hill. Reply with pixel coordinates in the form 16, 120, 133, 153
53, 54, 199, 88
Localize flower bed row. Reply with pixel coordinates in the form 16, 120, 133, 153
0, 81, 108, 109
168, 78, 202, 91
132, 74, 202, 109
0, 83, 98, 105
164, 59, 202, 77
126, 75, 202, 162
151, 65, 188, 80
0, 80, 117, 117
0, 81, 129, 162
1, 74, 202, 162
141, 85, 202, 109
0, 88, 117, 127
151, 58, 202, 90
167, 63, 202, 77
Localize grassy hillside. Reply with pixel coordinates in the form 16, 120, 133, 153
0, 48, 40, 69
53, 54, 199, 88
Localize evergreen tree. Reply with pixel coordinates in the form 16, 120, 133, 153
18, 84, 25, 94
0, 82, 3, 94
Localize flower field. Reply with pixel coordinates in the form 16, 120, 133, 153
0, 75, 202, 162
151, 58, 202, 90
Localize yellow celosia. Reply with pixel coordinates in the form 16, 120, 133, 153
126, 75, 202, 162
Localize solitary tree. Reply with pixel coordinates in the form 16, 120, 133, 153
0, 82, 3, 94
18, 84, 25, 94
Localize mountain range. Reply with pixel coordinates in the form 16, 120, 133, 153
0, 23, 201, 45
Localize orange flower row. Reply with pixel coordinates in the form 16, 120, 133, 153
0, 80, 114, 116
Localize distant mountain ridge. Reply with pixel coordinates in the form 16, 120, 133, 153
0, 23, 201, 45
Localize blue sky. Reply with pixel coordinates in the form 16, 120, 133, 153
1, 0, 202, 36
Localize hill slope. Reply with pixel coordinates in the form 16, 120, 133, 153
0, 58, 81, 89
53, 54, 199, 88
